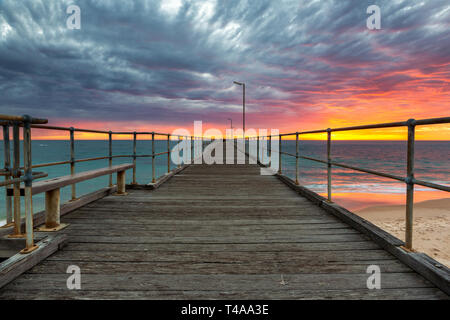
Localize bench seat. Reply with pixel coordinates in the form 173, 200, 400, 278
34, 163, 134, 231
32, 164, 134, 195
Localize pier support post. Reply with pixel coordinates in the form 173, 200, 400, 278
46, 189, 60, 228
2, 124, 13, 227
108, 131, 113, 187
116, 170, 127, 195
70, 127, 77, 200
167, 134, 171, 173
405, 119, 416, 250
152, 132, 156, 183
132, 132, 137, 184
327, 129, 332, 202
261, 136, 264, 164
257, 134, 259, 164
37, 188, 68, 232
278, 135, 282, 174
8, 123, 23, 238
21, 116, 38, 253
178, 137, 182, 168
191, 136, 194, 164
295, 132, 299, 185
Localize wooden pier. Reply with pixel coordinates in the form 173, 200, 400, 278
0, 146, 448, 299
0, 114, 449, 300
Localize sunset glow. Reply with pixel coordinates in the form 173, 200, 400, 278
0, 1, 448, 140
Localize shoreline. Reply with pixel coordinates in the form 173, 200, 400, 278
356, 198, 450, 267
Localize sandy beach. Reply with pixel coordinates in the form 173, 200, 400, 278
357, 198, 450, 267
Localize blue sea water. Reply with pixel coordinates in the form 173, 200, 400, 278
278, 140, 449, 195
0, 140, 448, 220
0, 140, 179, 221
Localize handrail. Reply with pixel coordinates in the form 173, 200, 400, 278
0, 113, 198, 255
27, 124, 200, 138
0, 114, 48, 124
1, 113, 449, 253
260, 116, 450, 136
0, 115, 45, 253
0, 172, 48, 188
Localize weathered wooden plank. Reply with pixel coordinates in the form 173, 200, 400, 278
61, 233, 370, 244
70, 210, 325, 218
3, 273, 435, 291
0, 234, 67, 289
89, 199, 314, 206
64, 222, 351, 232
45, 249, 396, 263
387, 247, 450, 295
29, 259, 411, 274
1, 287, 447, 300
71, 205, 332, 214
55, 227, 359, 237
62, 217, 342, 226
62, 241, 382, 252
68, 212, 327, 220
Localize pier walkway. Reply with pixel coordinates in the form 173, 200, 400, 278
0, 147, 448, 299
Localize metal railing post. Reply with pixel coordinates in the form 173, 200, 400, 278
327, 129, 332, 201
70, 127, 76, 200
261, 136, 264, 164
193, 136, 195, 160
245, 137, 248, 156
296, 132, 299, 185
405, 119, 416, 250
178, 136, 183, 168
21, 115, 38, 253
167, 134, 171, 173
152, 132, 156, 183
2, 124, 13, 227
132, 132, 137, 184
257, 134, 259, 164
108, 131, 113, 187
10, 123, 22, 237
268, 135, 271, 158
278, 135, 282, 174
191, 136, 194, 164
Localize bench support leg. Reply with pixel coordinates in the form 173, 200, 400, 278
114, 171, 128, 196
37, 189, 68, 232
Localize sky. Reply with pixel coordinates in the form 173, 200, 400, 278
0, 0, 449, 140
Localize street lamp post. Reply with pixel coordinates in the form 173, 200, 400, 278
227, 118, 233, 129
233, 81, 245, 138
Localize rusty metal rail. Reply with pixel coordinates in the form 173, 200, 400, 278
0, 114, 202, 254
252, 116, 450, 250
0, 115, 50, 254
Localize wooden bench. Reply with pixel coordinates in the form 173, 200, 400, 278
31, 163, 134, 231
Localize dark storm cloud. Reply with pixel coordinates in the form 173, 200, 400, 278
0, 0, 449, 126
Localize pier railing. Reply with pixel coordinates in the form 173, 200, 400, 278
251, 117, 450, 250
0, 114, 202, 253
0, 115, 49, 253
1, 114, 449, 252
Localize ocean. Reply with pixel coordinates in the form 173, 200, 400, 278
0, 140, 448, 220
